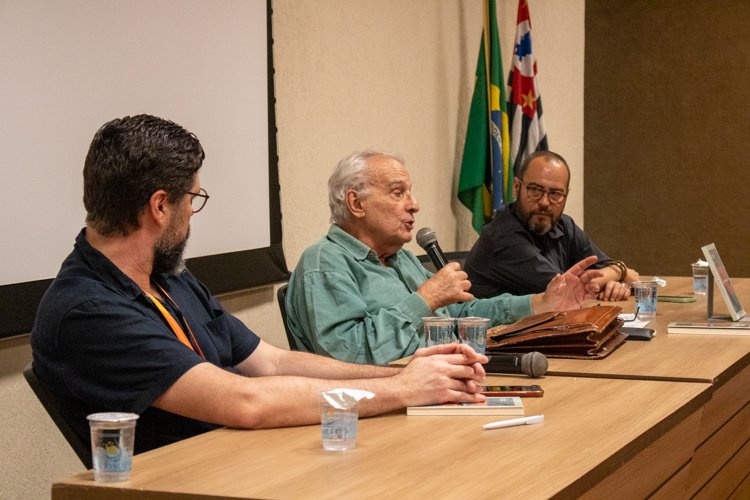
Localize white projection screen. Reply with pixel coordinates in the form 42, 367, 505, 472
0, 0, 288, 338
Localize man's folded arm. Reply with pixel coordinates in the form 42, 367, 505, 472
152, 361, 390, 429
235, 341, 402, 379
153, 341, 489, 429
569, 227, 638, 300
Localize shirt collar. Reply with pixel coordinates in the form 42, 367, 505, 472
546, 220, 564, 240
327, 224, 381, 262
73, 228, 148, 301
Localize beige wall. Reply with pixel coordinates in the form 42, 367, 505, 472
0, 1, 584, 498
274, 0, 585, 269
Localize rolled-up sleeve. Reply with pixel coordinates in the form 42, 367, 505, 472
446, 293, 533, 327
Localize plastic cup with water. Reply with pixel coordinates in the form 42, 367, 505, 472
457, 317, 490, 355
87, 412, 139, 483
317, 389, 373, 451
422, 317, 455, 347
633, 281, 658, 320
691, 263, 709, 295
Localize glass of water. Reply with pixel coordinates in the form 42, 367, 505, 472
318, 392, 358, 451
422, 317, 455, 347
691, 264, 709, 295
633, 281, 658, 320
87, 412, 139, 483
457, 317, 490, 355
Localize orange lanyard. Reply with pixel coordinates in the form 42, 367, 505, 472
145, 283, 205, 359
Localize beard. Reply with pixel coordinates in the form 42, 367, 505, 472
152, 214, 190, 277
513, 203, 562, 236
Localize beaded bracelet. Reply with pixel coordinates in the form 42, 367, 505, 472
610, 260, 627, 282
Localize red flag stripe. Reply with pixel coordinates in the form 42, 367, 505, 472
516, 0, 531, 25
511, 73, 537, 117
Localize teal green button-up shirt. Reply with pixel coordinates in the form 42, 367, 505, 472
286, 225, 534, 365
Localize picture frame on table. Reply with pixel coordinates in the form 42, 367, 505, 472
701, 243, 745, 321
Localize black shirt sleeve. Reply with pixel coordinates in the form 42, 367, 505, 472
57, 296, 208, 416
563, 222, 611, 271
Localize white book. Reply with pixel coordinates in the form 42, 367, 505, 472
667, 322, 750, 335
407, 397, 524, 416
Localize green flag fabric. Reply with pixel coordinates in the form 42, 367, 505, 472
458, 0, 511, 234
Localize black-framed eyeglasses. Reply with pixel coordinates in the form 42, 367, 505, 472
520, 180, 567, 204
187, 188, 209, 213
621, 306, 640, 322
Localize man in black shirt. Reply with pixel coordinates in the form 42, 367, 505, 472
465, 151, 638, 301
31, 114, 490, 454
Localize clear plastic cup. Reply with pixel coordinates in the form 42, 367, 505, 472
691, 264, 709, 295
457, 317, 490, 355
633, 281, 658, 320
87, 412, 139, 482
422, 317, 455, 347
318, 392, 358, 451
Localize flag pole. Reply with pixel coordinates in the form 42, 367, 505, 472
483, 0, 494, 177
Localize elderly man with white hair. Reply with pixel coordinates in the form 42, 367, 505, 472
286, 150, 603, 365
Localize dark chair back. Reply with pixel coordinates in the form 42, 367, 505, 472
277, 284, 298, 351
417, 251, 470, 274
23, 362, 92, 469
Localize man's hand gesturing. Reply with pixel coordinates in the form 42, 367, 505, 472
416, 263, 474, 311
532, 255, 603, 313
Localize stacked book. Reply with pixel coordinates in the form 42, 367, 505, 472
667, 322, 750, 335
407, 397, 524, 416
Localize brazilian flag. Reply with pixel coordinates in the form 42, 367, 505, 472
458, 0, 511, 234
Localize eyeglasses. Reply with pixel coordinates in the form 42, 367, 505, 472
620, 306, 640, 322
187, 188, 209, 213
520, 180, 568, 204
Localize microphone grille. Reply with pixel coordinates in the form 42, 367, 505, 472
416, 227, 437, 249
521, 352, 548, 378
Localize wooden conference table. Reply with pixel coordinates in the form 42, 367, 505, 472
51, 277, 750, 499
546, 277, 750, 498
548, 276, 750, 386
52, 375, 710, 500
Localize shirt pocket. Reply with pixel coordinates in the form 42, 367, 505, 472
202, 309, 232, 367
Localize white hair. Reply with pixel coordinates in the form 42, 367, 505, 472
328, 149, 406, 225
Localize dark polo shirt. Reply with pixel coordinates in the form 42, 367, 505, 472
465, 204, 611, 298
31, 229, 260, 454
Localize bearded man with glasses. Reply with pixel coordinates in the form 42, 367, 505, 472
465, 151, 639, 302
31, 115, 504, 456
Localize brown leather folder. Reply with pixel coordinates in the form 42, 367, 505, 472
486, 306, 627, 360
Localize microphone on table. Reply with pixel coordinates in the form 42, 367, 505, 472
485, 352, 548, 378
416, 227, 448, 271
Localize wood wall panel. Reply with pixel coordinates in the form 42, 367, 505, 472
578, 409, 701, 500
729, 472, 750, 500
584, 0, 750, 276
649, 462, 692, 500
693, 437, 750, 500
696, 362, 750, 446
688, 402, 750, 497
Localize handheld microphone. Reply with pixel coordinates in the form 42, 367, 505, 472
485, 352, 548, 378
416, 227, 448, 271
